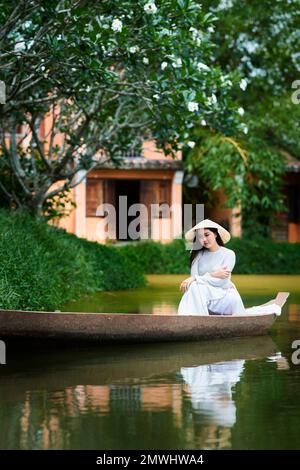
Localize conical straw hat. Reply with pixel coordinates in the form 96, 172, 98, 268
185, 218, 231, 244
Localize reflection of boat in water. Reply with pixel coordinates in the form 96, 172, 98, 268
0, 336, 278, 402
0, 293, 289, 344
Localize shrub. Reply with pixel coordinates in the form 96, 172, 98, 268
0, 209, 145, 311
118, 237, 300, 275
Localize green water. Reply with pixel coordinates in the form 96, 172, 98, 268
1, 275, 300, 450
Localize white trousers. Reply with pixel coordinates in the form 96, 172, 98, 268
178, 281, 245, 316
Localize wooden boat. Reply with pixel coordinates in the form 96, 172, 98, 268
0, 292, 289, 344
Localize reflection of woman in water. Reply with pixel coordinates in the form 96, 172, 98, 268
181, 360, 245, 428
178, 219, 245, 316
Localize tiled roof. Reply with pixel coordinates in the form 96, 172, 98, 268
97, 157, 182, 171
284, 152, 300, 173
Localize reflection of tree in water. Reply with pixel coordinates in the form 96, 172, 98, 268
0, 389, 72, 450
231, 353, 300, 450
0, 382, 187, 450
180, 360, 245, 450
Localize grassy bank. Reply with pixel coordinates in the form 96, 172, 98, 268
117, 238, 300, 275
0, 209, 145, 311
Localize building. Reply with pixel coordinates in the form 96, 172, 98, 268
55, 142, 184, 244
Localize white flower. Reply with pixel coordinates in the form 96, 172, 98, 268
208, 26, 215, 33
111, 19, 123, 32
172, 58, 182, 68
187, 101, 199, 112
189, 27, 198, 39
143, 57, 149, 64
189, 27, 202, 45
207, 94, 217, 105
14, 41, 26, 52
160, 28, 172, 36
144, 2, 158, 14
240, 78, 248, 91
129, 46, 138, 53
187, 141, 196, 148
201, 119, 207, 126
161, 61, 168, 70
197, 62, 210, 72
237, 107, 245, 116
84, 23, 94, 33
242, 125, 248, 134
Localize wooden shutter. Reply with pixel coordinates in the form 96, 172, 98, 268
104, 180, 116, 206
140, 180, 171, 220
159, 181, 171, 205
86, 179, 105, 217
140, 180, 156, 238
157, 181, 171, 218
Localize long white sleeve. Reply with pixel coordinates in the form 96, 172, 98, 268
193, 249, 236, 289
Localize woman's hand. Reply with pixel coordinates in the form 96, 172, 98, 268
180, 276, 196, 292
210, 266, 231, 279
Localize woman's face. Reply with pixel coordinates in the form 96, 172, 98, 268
198, 228, 217, 249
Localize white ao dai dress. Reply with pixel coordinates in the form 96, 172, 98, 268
178, 246, 246, 316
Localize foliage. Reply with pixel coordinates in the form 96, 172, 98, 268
117, 239, 189, 274
184, 0, 300, 234
201, 0, 299, 97
185, 129, 287, 236
43, 188, 77, 220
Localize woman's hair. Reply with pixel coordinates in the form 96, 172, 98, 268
189, 227, 224, 267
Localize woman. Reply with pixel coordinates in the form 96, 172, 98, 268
178, 219, 246, 316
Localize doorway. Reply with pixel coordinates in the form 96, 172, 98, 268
115, 180, 140, 240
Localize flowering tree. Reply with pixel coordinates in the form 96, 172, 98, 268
185, 0, 299, 236
0, 0, 242, 216
202, 0, 300, 156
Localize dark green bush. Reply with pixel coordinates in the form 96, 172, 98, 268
229, 237, 300, 274
0, 209, 145, 311
117, 237, 300, 275
117, 239, 190, 274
